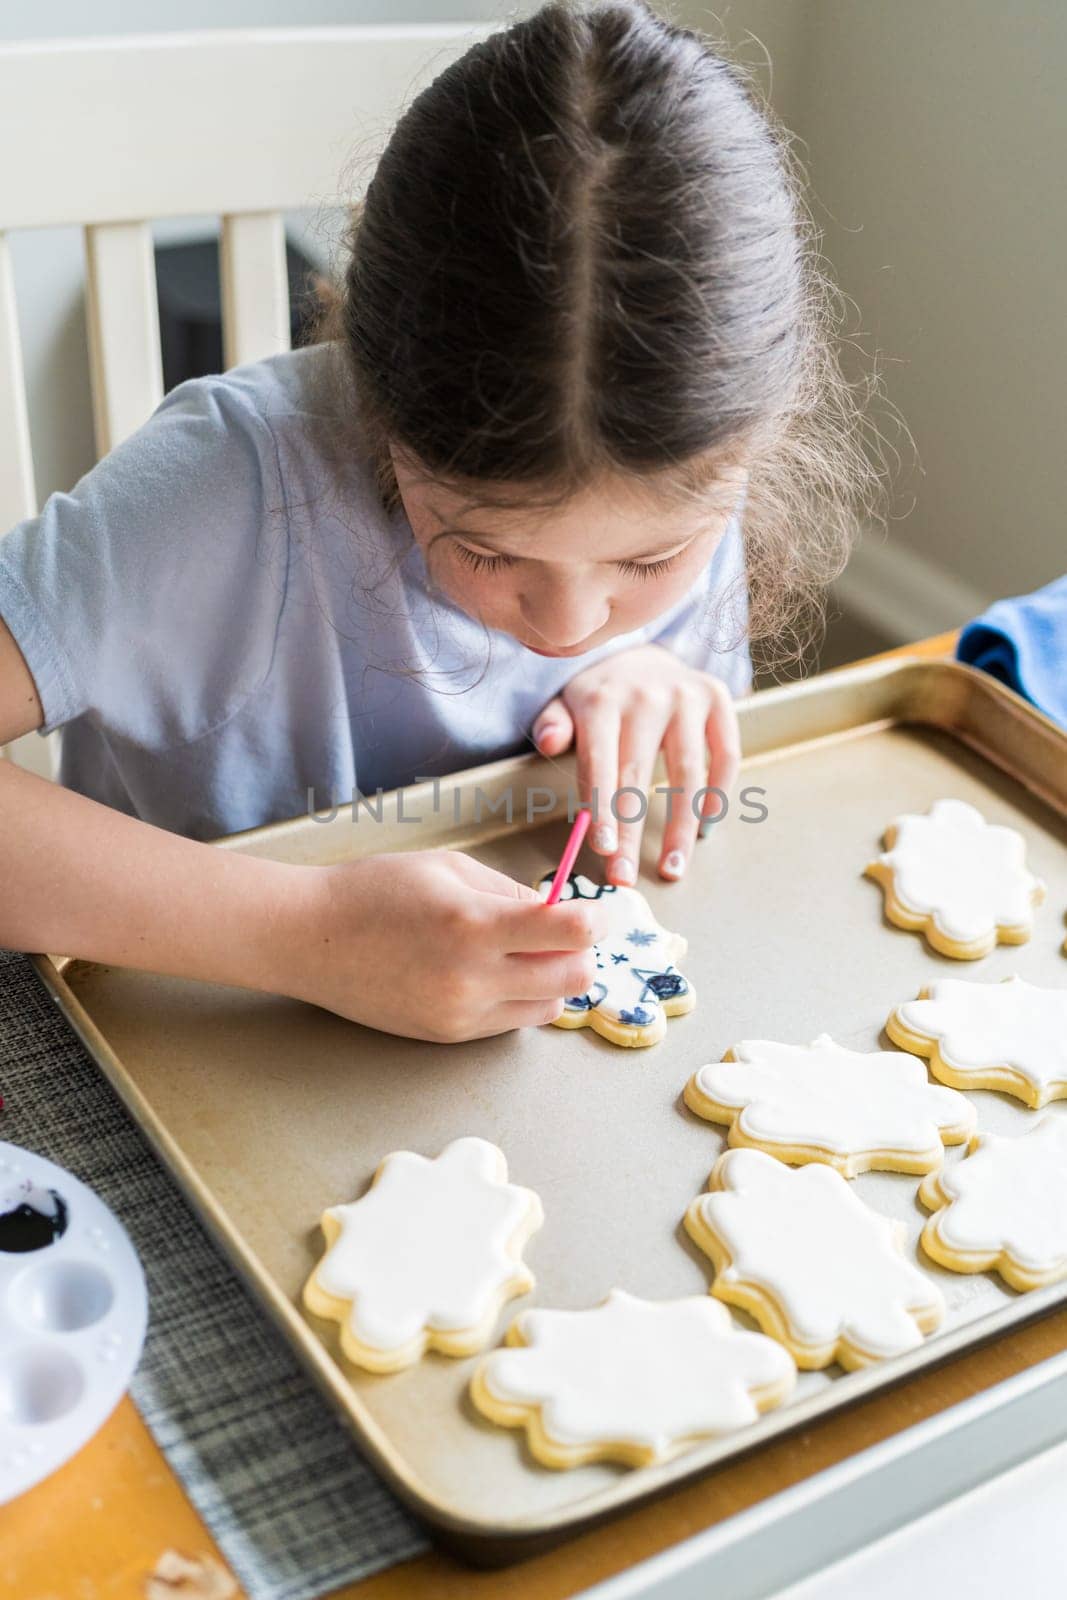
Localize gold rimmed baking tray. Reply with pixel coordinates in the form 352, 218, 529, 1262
31, 658, 1067, 1562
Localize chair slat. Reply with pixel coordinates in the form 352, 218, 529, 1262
0, 235, 51, 773
220, 211, 292, 370
0, 233, 37, 531
0, 28, 495, 230
84, 221, 164, 458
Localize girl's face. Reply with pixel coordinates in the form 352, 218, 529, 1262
391, 448, 748, 659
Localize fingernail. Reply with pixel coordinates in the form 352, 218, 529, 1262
661, 850, 685, 878
592, 824, 618, 853
698, 816, 714, 840
535, 721, 557, 746
612, 857, 636, 886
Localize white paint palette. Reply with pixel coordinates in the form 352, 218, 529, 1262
0, 1141, 147, 1504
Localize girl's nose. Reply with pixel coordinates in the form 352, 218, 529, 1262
518, 582, 610, 650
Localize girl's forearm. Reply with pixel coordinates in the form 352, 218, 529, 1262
0, 758, 314, 995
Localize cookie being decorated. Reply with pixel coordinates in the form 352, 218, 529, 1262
684, 1034, 975, 1177
470, 1288, 795, 1469
685, 1149, 945, 1369
535, 871, 693, 1047
919, 1118, 1067, 1291
302, 1137, 543, 1372
888, 975, 1067, 1109
865, 797, 1045, 959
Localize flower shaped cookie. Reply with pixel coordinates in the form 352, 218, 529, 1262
684, 1034, 975, 1177
685, 1149, 945, 1369
302, 1137, 543, 1372
470, 1288, 795, 1469
919, 1118, 1067, 1291
536, 872, 694, 1047
865, 797, 1045, 958
888, 975, 1067, 1109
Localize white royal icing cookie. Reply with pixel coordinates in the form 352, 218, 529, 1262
302, 1137, 543, 1372
470, 1287, 795, 1469
888, 975, 1067, 1108
535, 871, 694, 1047
919, 1118, 1067, 1291
685, 1149, 945, 1369
865, 797, 1045, 958
684, 1034, 975, 1177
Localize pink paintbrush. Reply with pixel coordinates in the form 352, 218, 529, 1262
543, 807, 592, 906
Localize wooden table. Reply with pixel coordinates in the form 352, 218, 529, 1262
22, 630, 1060, 1600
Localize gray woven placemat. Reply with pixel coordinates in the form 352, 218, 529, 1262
0, 947, 429, 1597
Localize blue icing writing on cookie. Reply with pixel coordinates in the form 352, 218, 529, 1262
564, 982, 608, 1012
536, 871, 692, 1041
635, 969, 689, 1002
618, 1006, 655, 1027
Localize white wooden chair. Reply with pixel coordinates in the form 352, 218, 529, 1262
0, 24, 494, 778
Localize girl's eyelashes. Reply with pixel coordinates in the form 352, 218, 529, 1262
616, 552, 683, 580
453, 543, 684, 580
454, 543, 510, 574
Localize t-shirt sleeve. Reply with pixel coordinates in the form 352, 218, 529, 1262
0, 374, 289, 745
646, 515, 753, 697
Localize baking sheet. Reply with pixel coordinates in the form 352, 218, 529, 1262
35, 661, 1067, 1555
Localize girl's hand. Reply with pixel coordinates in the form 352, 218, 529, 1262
285, 849, 610, 1043
531, 644, 740, 885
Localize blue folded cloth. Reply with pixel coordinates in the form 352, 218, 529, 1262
957, 574, 1067, 729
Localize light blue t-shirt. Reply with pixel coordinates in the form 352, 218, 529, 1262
0, 344, 751, 842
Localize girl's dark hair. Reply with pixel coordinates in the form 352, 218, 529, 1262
320, 0, 888, 671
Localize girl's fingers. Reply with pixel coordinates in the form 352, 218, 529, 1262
657, 700, 707, 879
606, 707, 663, 887
532, 695, 575, 756
700, 683, 741, 830
573, 697, 622, 856
492, 895, 612, 952
503, 948, 598, 1001
492, 998, 569, 1033
447, 998, 566, 1042
454, 853, 543, 900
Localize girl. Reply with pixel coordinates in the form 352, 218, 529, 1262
0, 0, 878, 1043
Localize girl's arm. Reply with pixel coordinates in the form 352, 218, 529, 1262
0, 751, 307, 997
0, 620, 604, 1043
0, 613, 313, 996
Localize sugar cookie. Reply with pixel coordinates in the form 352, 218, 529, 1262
888, 974, 1067, 1109
302, 1137, 543, 1372
684, 1034, 975, 1177
865, 797, 1045, 959
535, 871, 694, 1047
470, 1287, 795, 1469
919, 1118, 1067, 1291
685, 1149, 945, 1369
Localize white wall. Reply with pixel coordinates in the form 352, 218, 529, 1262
682, 0, 1066, 635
